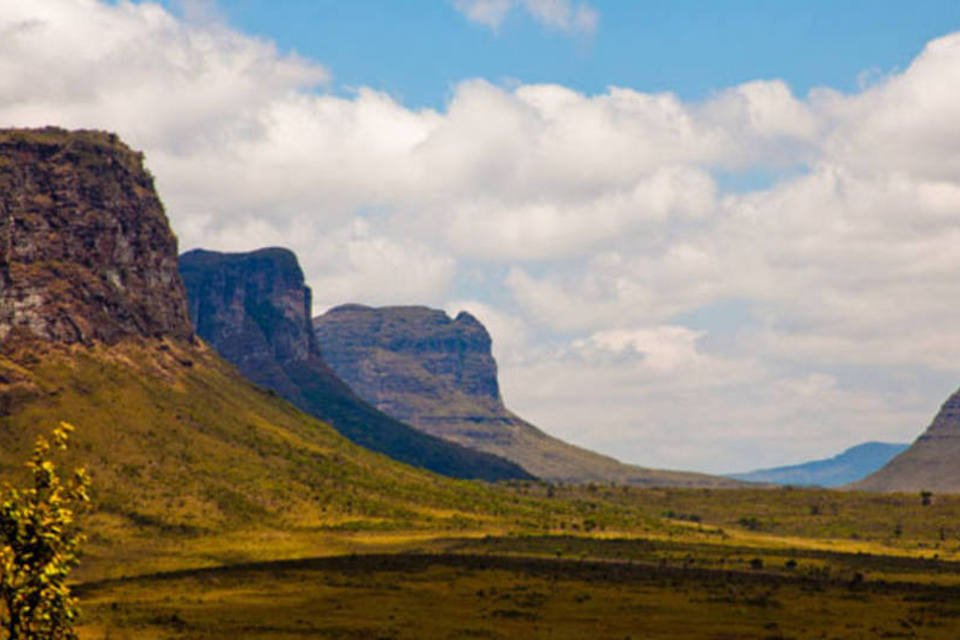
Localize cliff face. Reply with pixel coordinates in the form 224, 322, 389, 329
0, 128, 193, 346
180, 248, 315, 400
315, 306, 505, 426
855, 389, 960, 493
315, 304, 743, 487
179, 249, 532, 482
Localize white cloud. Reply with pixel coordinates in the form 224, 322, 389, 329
304, 220, 456, 312
454, 0, 598, 36
3, 2, 960, 471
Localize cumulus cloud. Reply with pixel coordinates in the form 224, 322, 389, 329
3, 1, 960, 471
453, 0, 598, 36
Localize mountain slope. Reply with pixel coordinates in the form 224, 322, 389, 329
314, 304, 743, 488
728, 442, 908, 487
179, 248, 531, 482
0, 127, 586, 581
855, 388, 960, 493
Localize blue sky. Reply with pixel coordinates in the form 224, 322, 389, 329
169, 0, 960, 107
8, 1, 960, 473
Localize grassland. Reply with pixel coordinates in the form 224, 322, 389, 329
5, 337, 960, 637
74, 534, 960, 639
71, 482, 960, 638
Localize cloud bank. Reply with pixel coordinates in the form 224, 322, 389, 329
2, 0, 959, 472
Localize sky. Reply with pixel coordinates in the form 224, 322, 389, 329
3, 0, 960, 474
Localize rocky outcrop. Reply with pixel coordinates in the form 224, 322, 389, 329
315, 304, 744, 487
854, 389, 960, 493
180, 249, 532, 482
315, 306, 504, 427
0, 128, 193, 346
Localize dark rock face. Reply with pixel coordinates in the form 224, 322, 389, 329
855, 388, 960, 493
315, 305, 744, 488
180, 249, 531, 482
180, 248, 315, 401
0, 128, 193, 346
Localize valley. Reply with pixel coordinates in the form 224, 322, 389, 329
2, 126, 960, 638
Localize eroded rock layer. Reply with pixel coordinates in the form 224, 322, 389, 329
0, 128, 192, 346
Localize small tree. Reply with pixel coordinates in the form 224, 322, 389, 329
0, 422, 90, 639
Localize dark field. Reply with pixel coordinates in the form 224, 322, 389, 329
76, 534, 960, 639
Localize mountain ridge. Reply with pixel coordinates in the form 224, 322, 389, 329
179, 248, 532, 482
0, 127, 193, 346
314, 303, 744, 488
728, 441, 909, 487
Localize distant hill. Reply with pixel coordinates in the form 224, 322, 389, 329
855, 388, 960, 493
314, 304, 743, 488
179, 248, 531, 482
728, 442, 909, 487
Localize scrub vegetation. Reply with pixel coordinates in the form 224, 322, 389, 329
4, 340, 960, 637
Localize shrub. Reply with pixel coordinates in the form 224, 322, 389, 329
0, 422, 90, 639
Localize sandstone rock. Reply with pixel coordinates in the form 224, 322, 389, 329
180, 248, 531, 482
0, 127, 193, 346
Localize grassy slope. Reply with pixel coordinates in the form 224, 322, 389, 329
6, 338, 960, 636
0, 338, 668, 580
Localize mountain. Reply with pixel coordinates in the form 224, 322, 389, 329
0, 128, 577, 581
728, 442, 908, 487
854, 388, 960, 493
178, 248, 530, 482
313, 304, 743, 487
0, 128, 193, 345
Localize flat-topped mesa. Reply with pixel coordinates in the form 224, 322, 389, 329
316, 305, 504, 420
180, 247, 315, 377
315, 304, 745, 488
179, 249, 532, 481
0, 127, 193, 346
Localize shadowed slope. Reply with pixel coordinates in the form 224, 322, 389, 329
179, 248, 531, 482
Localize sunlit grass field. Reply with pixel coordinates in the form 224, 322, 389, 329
6, 340, 960, 637
74, 484, 960, 639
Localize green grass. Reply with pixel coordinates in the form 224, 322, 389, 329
0, 338, 666, 580
7, 335, 960, 637
75, 547, 960, 639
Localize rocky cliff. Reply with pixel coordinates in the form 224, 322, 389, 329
180, 248, 532, 481
314, 306, 505, 428
0, 128, 193, 346
315, 304, 743, 487
855, 389, 960, 493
